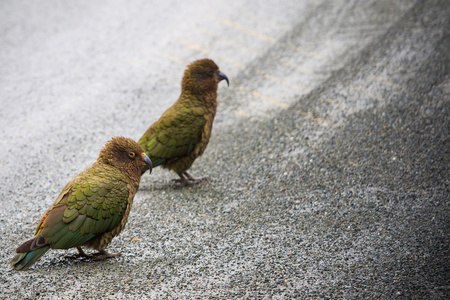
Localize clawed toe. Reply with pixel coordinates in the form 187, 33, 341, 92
172, 172, 208, 187
64, 248, 121, 261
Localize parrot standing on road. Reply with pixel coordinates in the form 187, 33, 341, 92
10, 137, 153, 270
138, 58, 229, 186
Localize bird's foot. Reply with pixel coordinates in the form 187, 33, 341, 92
184, 172, 208, 183
171, 178, 189, 187
172, 172, 208, 187
92, 249, 121, 261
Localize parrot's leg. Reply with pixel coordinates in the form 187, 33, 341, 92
172, 173, 190, 187
77, 247, 89, 257
64, 247, 90, 259
92, 249, 121, 261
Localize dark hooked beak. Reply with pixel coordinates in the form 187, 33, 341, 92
141, 153, 153, 174
218, 71, 229, 87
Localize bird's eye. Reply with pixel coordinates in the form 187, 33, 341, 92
128, 152, 135, 158
206, 70, 213, 76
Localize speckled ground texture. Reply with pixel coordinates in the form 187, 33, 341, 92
0, 0, 449, 299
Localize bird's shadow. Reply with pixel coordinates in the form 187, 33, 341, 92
29, 254, 110, 271
138, 181, 179, 192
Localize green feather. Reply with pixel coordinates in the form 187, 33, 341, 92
78, 205, 87, 215
75, 189, 85, 201
91, 200, 102, 210
83, 186, 94, 197
76, 199, 87, 209
95, 217, 113, 233
98, 187, 108, 197
68, 214, 87, 232
151, 143, 165, 155
65, 233, 95, 249
47, 225, 70, 246
43, 221, 66, 239
63, 208, 79, 223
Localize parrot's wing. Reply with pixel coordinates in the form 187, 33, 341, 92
139, 106, 207, 166
35, 171, 129, 250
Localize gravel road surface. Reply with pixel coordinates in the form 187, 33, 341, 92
0, 0, 448, 298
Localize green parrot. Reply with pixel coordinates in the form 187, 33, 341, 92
10, 137, 152, 270
138, 58, 229, 186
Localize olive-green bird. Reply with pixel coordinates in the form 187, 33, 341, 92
10, 137, 152, 270
138, 58, 229, 186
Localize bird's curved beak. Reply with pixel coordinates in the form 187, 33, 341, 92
218, 71, 229, 87
141, 152, 153, 174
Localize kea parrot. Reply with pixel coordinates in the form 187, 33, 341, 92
10, 137, 153, 270
138, 58, 229, 186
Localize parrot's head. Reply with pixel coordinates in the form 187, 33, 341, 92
181, 58, 229, 94
99, 137, 153, 178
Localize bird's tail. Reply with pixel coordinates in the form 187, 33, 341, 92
10, 246, 50, 271
10, 235, 50, 271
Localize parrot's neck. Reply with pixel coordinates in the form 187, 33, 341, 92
180, 90, 218, 109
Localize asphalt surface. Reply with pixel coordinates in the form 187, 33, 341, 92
0, 0, 449, 298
